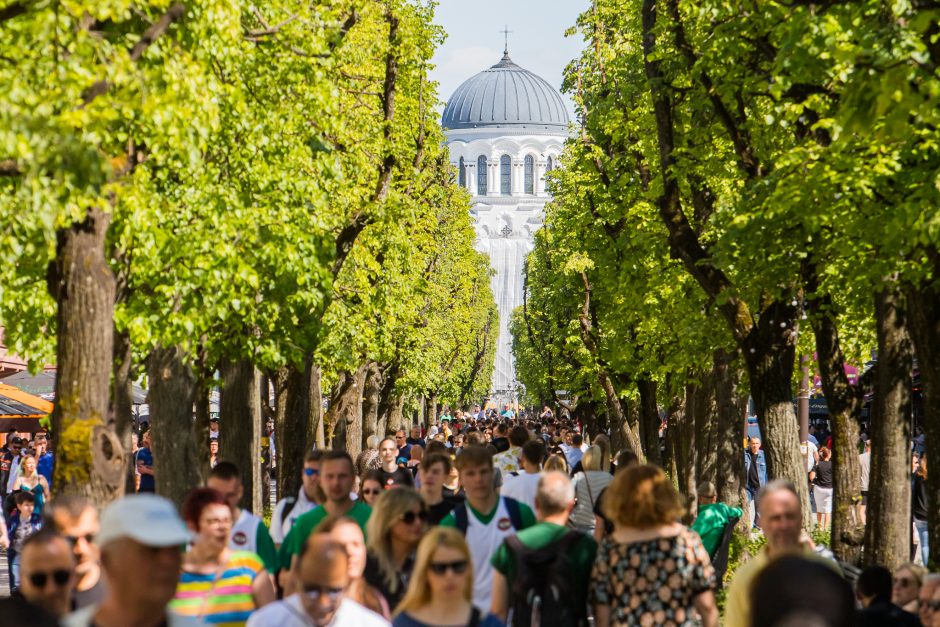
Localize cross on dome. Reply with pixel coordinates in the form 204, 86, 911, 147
501, 26, 513, 56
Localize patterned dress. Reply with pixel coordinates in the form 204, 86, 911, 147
590, 527, 715, 626
171, 551, 264, 626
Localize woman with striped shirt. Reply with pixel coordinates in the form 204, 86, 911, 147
171, 488, 276, 626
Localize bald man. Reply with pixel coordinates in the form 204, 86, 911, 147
490, 471, 597, 626
248, 535, 388, 626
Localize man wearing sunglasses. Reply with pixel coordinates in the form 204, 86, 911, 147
18, 527, 75, 619
272, 451, 324, 549
249, 535, 389, 626
919, 574, 940, 627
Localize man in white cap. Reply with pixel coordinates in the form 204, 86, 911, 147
62, 494, 198, 627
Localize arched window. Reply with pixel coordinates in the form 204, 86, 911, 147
458, 157, 465, 188
500, 155, 511, 195
546, 155, 554, 172
524, 155, 534, 194
477, 156, 488, 195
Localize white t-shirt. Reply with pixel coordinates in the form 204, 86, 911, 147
859, 451, 871, 491
802, 440, 818, 473
500, 470, 541, 510
231, 509, 265, 553
64, 605, 200, 627
246, 594, 390, 627
463, 497, 519, 611
271, 488, 319, 544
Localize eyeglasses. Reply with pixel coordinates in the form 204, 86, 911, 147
303, 468, 319, 477
302, 584, 344, 603
362, 489, 381, 495
924, 600, 940, 612
64, 533, 95, 548
399, 510, 428, 525
428, 560, 469, 575
28, 569, 71, 588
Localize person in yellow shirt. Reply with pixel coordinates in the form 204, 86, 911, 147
724, 479, 840, 627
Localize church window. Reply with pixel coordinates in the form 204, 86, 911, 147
458, 157, 465, 188
524, 155, 534, 194
546, 155, 554, 172
477, 156, 488, 195
500, 155, 511, 195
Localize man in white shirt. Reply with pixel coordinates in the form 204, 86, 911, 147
207, 462, 279, 574
858, 438, 871, 525
248, 535, 388, 627
271, 451, 323, 548
500, 439, 546, 510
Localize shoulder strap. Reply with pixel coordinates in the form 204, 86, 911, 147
504, 497, 524, 530
279, 496, 297, 526
467, 607, 481, 627
454, 502, 469, 535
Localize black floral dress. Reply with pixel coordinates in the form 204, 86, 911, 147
590, 527, 715, 626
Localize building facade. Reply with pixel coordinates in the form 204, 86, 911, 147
441, 49, 570, 401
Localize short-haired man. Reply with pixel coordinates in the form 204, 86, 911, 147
207, 462, 278, 573
856, 565, 921, 627
441, 445, 535, 610
34, 432, 53, 485
19, 528, 75, 619
724, 480, 839, 627
271, 451, 324, 548
248, 535, 388, 626
499, 439, 546, 510
690, 481, 743, 558
491, 471, 596, 626
406, 425, 426, 448
62, 494, 198, 627
279, 451, 372, 570
490, 423, 511, 453
394, 429, 411, 462
46, 495, 106, 609
744, 436, 767, 527
135, 430, 155, 493
493, 425, 530, 477
858, 438, 871, 525
419, 453, 464, 524
564, 433, 584, 469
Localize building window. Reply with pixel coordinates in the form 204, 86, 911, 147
500, 155, 511, 195
524, 155, 534, 194
458, 157, 465, 188
477, 156, 487, 195
546, 155, 554, 172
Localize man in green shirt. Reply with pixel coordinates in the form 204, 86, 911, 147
490, 471, 596, 627
278, 450, 371, 572
691, 481, 742, 557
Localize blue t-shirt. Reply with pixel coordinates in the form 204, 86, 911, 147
136, 447, 154, 492
393, 611, 504, 627
37, 453, 53, 485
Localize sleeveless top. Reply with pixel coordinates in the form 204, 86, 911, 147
171, 551, 263, 626
16, 479, 44, 516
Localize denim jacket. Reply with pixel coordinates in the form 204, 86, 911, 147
744, 450, 768, 487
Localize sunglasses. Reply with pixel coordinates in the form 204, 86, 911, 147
303, 584, 344, 603
894, 577, 914, 587
428, 560, 468, 575
399, 510, 428, 525
303, 468, 319, 477
925, 600, 940, 612
362, 489, 381, 495
29, 569, 71, 588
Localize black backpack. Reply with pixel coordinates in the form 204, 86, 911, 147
506, 530, 586, 627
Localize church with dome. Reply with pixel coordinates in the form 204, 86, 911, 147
441, 46, 570, 402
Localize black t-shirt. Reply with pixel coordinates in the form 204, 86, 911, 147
72, 577, 107, 610
813, 459, 833, 489
364, 552, 414, 611
442, 485, 464, 499
747, 452, 761, 491
913, 474, 928, 521
593, 486, 613, 535
378, 467, 414, 489
427, 494, 464, 525
491, 437, 510, 453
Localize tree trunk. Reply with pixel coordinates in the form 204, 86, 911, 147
425, 393, 438, 428
377, 361, 401, 436
220, 359, 262, 515
714, 350, 746, 509
112, 328, 136, 495
906, 264, 940, 570
637, 378, 662, 466
362, 362, 382, 447
694, 369, 718, 492
49, 209, 124, 505
270, 367, 289, 500
324, 366, 368, 456
676, 382, 697, 504
148, 346, 201, 505
663, 395, 684, 482
864, 284, 913, 569
388, 395, 406, 434
281, 358, 316, 501
307, 364, 324, 451
193, 346, 212, 477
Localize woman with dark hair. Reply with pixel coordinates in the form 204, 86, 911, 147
810, 446, 834, 530
171, 487, 275, 625
913, 457, 929, 566
361, 470, 384, 507
591, 464, 717, 627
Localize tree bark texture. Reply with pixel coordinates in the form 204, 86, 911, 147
112, 328, 136, 495
906, 262, 940, 570
864, 285, 913, 570
637, 378, 662, 466
662, 395, 684, 482
694, 369, 718, 492
148, 346, 202, 506
324, 365, 368, 456
220, 359, 262, 515
425, 393, 438, 428
306, 364, 324, 451
362, 362, 382, 447
714, 350, 746, 509
377, 361, 401, 436
676, 383, 697, 504
49, 209, 125, 505
280, 359, 317, 501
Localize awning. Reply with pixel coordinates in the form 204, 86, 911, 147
1, 370, 147, 404
0, 383, 51, 433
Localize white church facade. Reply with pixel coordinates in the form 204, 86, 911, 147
441, 49, 570, 401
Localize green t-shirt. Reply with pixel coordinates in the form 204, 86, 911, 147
691, 502, 742, 557
278, 501, 372, 567
490, 521, 597, 618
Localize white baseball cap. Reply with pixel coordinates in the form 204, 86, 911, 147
96, 494, 192, 548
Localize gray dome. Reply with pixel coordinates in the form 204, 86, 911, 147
442, 52, 569, 131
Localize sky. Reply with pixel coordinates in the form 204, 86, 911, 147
429, 1, 589, 117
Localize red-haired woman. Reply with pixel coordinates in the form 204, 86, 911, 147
171, 487, 275, 625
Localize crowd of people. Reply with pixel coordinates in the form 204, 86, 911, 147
0, 408, 935, 626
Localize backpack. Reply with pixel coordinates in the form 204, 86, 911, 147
506, 530, 585, 627
452, 497, 523, 535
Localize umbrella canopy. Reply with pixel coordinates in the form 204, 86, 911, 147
0, 383, 52, 433
1, 370, 147, 404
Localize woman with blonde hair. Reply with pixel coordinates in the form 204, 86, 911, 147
893, 562, 927, 613
393, 527, 503, 627
570, 445, 614, 534
591, 464, 717, 627
543, 453, 568, 474
11, 453, 49, 516
364, 486, 427, 610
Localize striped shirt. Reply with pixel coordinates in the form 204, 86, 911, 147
171, 551, 263, 626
